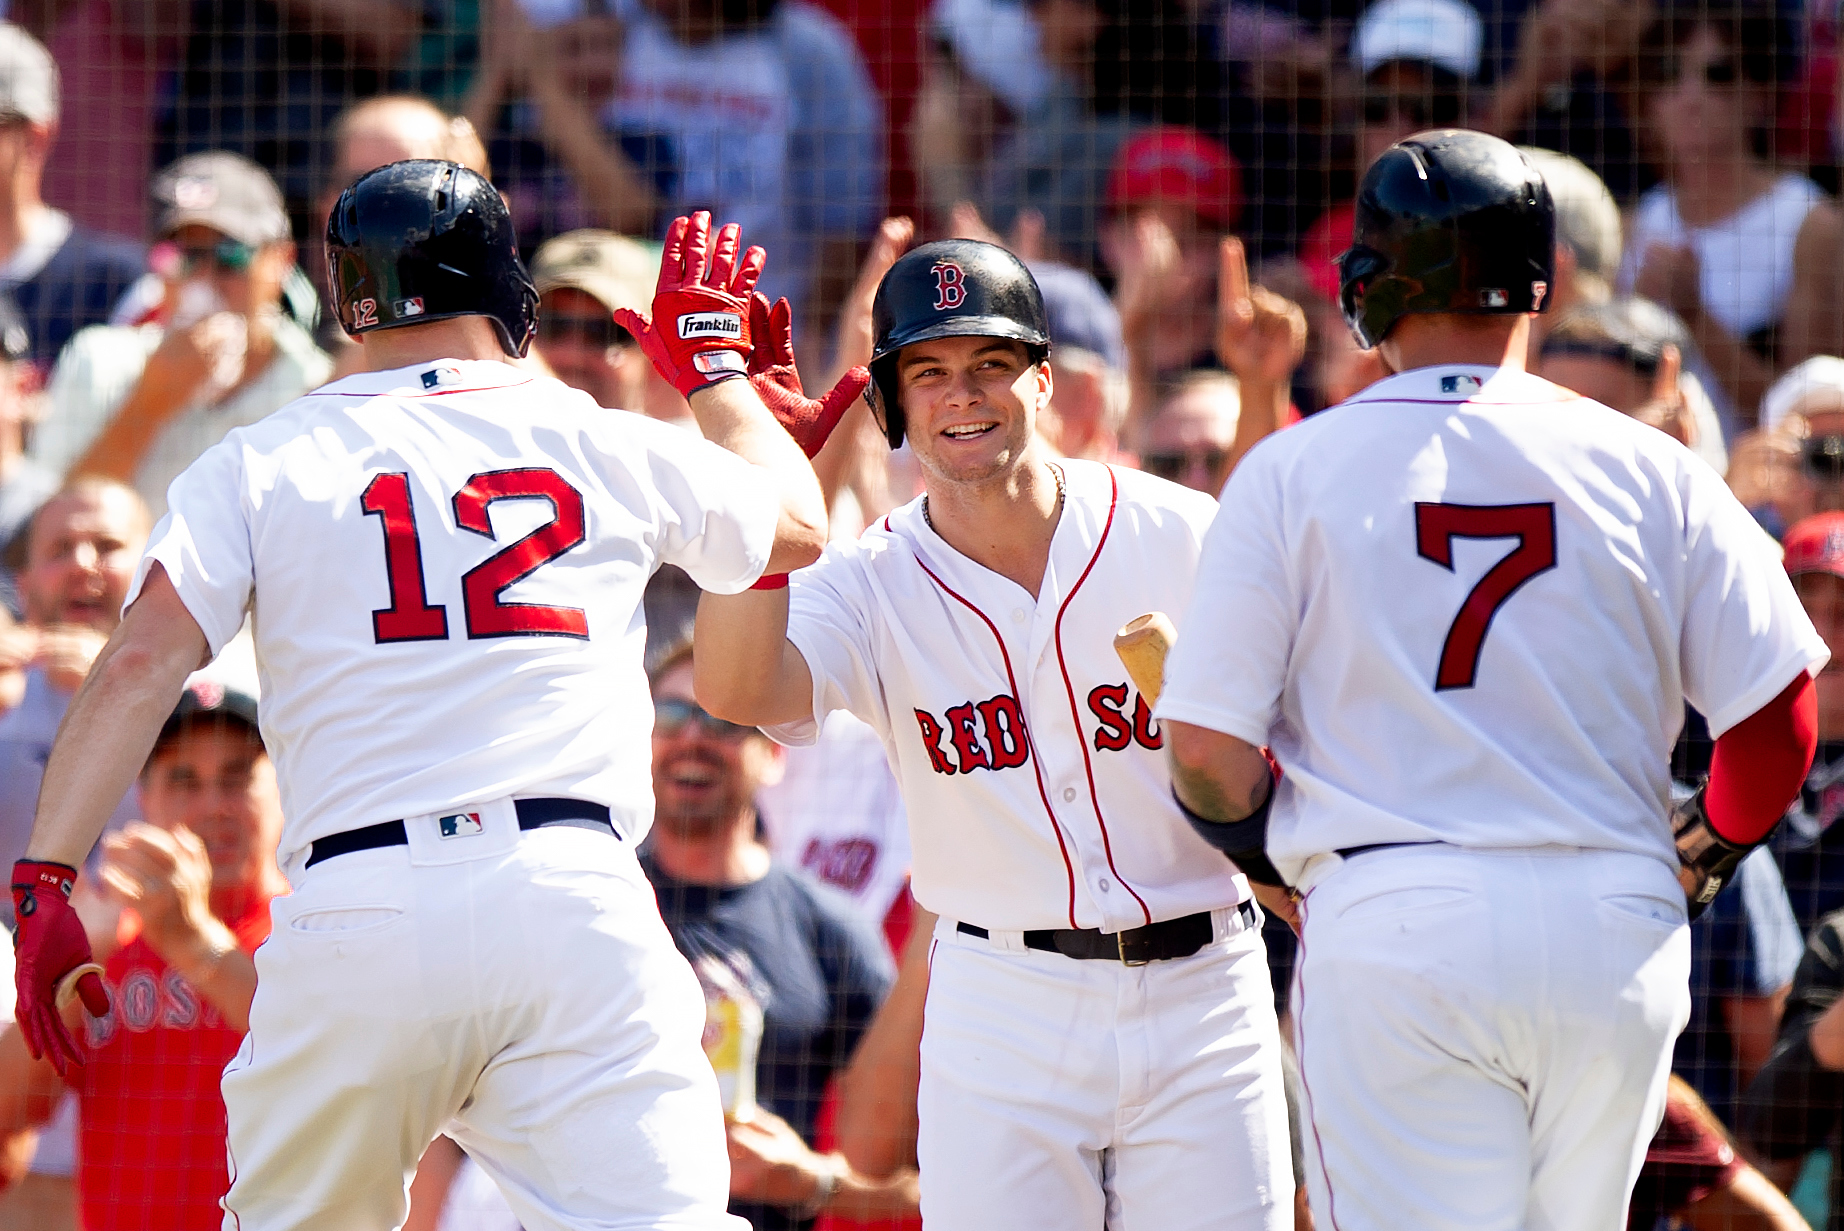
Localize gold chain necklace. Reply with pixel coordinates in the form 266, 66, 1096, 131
924, 463, 1065, 534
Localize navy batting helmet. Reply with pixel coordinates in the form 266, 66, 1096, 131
866, 240, 1051, 449
326, 159, 539, 358
1338, 129, 1555, 350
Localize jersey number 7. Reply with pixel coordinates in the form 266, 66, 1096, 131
1414, 502, 1557, 691
361, 468, 589, 644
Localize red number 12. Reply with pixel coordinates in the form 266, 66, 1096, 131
1414, 502, 1557, 691
363, 468, 588, 644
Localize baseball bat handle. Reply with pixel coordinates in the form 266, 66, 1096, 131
1114, 612, 1177, 708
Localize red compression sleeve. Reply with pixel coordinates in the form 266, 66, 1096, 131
1704, 672, 1818, 845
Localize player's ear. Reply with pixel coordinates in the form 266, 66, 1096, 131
1033, 353, 1054, 414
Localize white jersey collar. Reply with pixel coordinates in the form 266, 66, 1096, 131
314, 358, 538, 399
1342, 364, 1570, 407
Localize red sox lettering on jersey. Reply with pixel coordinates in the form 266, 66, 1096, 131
768, 459, 1244, 934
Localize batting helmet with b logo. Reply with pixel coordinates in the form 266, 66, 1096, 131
866, 239, 1051, 449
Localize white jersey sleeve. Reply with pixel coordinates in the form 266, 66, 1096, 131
770, 540, 887, 748
130, 437, 255, 655
641, 426, 779, 595
1679, 469, 1826, 736
1150, 453, 1293, 748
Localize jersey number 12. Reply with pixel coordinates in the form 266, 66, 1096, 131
1414, 502, 1557, 691
361, 468, 589, 644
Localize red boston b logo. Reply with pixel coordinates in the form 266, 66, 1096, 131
932, 262, 966, 311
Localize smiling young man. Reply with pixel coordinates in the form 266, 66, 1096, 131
690, 239, 1292, 1230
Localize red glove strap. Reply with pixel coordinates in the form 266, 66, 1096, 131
750, 572, 790, 591
1705, 672, 1818, 845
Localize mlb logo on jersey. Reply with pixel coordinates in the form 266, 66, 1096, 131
438, 812, 484, 839
395, 297, 426, 317
1442, 374, 1483, 394
421, 365, 463, 389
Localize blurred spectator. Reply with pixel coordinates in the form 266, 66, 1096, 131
0, 479, 148, 876
154, 0, 423, 235
1488, 0, 1649, 201
1298, 0, 1482, 303
312, 95, 491, 356
1536, 297, 1729, 473
642, 644, 913, 1228
0, 294, 49, 618
1727, 360, 1844, 536
974, 0, 1225, 264
1038, 347, 1129, 463
0, 23, 142, 371
32, 152, 332, 519
466, 0, 884, 332
1770, 513, 1844, 937
1139, 370, 1240, 493
528, 229, 689, 422
1741, 904, 1844, 1213
1519, 147, 1623, 328
1621, 0, 1844, 420
757, 710, 915, 947
1632, 1074, 1807, 1230
0, 678, 281, 1230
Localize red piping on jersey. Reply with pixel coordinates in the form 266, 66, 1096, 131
1293, 894, 1346, 1231
913, 554, 1081, 930
1050, 466, 1153, 926
301, 378, 539, 398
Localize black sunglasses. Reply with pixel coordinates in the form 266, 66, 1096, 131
1142, 447, 1228, 483
1362, 93, 1462, 128
177, 237, 256, 275
538, 313, 634, 348
654, 696, 756, 741
1654, 54, 1742, 87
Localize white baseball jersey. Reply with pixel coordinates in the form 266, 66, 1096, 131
767, 459, 1247, 933
125, 359, 777, 863
1158, 364, 1830, 885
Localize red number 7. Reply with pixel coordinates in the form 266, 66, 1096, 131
1414, 502, 1557, 691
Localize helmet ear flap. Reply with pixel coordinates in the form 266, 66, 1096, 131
867, 357, 904, 449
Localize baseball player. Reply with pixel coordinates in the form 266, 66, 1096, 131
10, 162, 829, 1231
1157, 129, 1826, 1231
689, 239, 1293, 1229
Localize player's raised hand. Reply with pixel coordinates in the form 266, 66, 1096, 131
746, 292, 869, 458
12, 859, 108, 1076
612, 212, 767, 399
1215, 237, 1308, 386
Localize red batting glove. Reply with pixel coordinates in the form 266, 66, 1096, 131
612, 212, 765, 399
746, 293, 870, 459
12, 859, 108, 1076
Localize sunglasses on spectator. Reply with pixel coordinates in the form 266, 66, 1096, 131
1362, 94, 1462, 128
538, 314, 634, 349
1653, 55, 1742, 87
1141, 448, 1229, 482
176, 238, 256, 275
653, 696, 756, 741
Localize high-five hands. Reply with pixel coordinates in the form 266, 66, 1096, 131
746, 293, 869, 458
614, 212, 765, 399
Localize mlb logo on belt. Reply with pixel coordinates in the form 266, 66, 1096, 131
439, 812, 483, 839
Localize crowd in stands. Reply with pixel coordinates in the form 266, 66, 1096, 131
5, 0, 1844, 1226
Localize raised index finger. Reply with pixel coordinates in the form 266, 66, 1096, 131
1219, 236, 1252, 320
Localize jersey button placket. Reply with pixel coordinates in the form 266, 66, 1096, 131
1062, 787, 1077, 802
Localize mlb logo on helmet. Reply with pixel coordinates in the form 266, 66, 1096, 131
396, 297, 426, 317
1479, 288, 1509, 308
678, 312, 742, 340
439, 813, 484, 839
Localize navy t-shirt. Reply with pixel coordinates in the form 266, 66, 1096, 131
1774, 742, 1844, 940
643, 854, 894, 1231
10, 225, 143, 368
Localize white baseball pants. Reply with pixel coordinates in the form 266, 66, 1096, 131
918, 905, 1293, 1230
220, 801, 743, 1231
1292, 844, 1691, 1231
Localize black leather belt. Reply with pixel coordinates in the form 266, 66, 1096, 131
957, 904, 1252, 965
304, 798, 615, 870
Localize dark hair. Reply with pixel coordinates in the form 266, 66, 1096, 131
1541, 298, 1691, 376
1090, 0, 1223, 129
1637, 0, 1799, 91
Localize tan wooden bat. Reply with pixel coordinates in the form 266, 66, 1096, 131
1114, 612, 1177, 707
54, 963, 106, 1015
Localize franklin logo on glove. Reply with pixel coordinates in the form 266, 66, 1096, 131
678, 312, 742, 340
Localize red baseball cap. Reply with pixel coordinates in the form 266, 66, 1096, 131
1784, 513, 1844, 578
1106, 126, 1242, 230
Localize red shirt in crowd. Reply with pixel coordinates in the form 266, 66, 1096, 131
73, 890, 274, 1230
